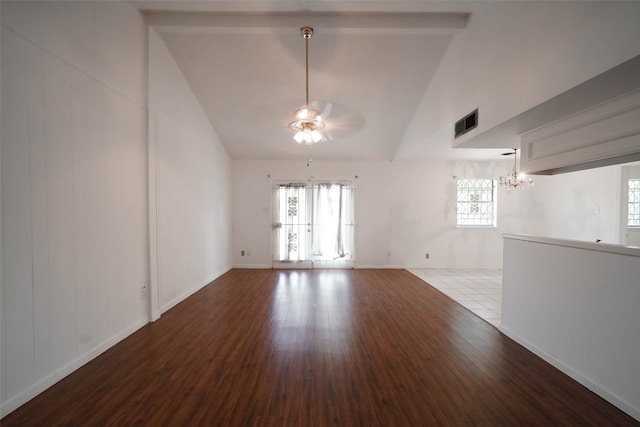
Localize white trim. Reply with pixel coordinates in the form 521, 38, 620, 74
0, 318, 148, 417
147, 12, 469, 35
354, 264, 403, 269
147, 109, 161, 322
503, 233, 640, 256
520, 89, 640, 174
499, 325, 640, 422
159, 266, 231, 314
456, 178, 497, 227
230, 264, 405, 270
232, 264, 271, 269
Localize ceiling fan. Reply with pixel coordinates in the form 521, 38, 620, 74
289, 27, 324, 144
288, 27, 364, 145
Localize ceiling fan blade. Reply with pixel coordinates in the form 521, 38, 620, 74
284, 100, 364, 142
310, 100, 365, 142
309, 100, 333, 120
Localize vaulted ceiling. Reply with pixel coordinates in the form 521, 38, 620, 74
133, 1, 640, 162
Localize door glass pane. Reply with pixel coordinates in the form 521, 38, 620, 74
272, 181, 354, 269
273, 183, 312, 267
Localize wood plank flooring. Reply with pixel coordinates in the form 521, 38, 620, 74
3, 269, 638, 426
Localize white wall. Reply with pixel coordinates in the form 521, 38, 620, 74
396, 1, 640, 158
528, 167, 622, 244
1, 3, 233, 415
1, 1, 148, 415
232, 159, 537, 269
232, 159, 628, 269
148, 29, 232, 316
501, 235, 640, 421
232, 160, 395, 268
387, 160, 536, 268
0, 1, 5, 411
1, 0, 634, 418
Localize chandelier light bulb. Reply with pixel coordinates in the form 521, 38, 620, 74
499, 148, 534, 190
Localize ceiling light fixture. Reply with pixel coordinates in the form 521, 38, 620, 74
499, 148, 534, 189
289, 27, 324, 145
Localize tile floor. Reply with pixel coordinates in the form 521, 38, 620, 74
408, 268, 503, 327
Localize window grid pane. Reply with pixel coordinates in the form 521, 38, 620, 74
457, 179, 496, 226
629, 179, 640, 227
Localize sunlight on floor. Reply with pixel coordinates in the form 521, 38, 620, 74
408, 269, 503, 328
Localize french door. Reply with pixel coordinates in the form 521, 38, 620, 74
272, 181, 354, 269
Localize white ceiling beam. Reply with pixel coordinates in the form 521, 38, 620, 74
146, 11, 469, 35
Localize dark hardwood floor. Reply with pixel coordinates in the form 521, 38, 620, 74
3, 269, 637, 426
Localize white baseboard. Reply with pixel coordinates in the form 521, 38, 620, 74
232, 263, 271, 269
149, 310, 162, 322
1, 318, 148, 417
3, 262, 231, 416
354, 265, 403, 269
499, 324, 640, 422
231, 264, 405, 270
159, 265, 232, 314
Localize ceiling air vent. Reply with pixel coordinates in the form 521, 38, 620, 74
454, 109, 478, 138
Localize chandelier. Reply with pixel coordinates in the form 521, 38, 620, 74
289, 27, 324, 144
499, 148, 534, 189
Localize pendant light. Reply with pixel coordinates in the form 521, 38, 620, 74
498, 148, 534, 189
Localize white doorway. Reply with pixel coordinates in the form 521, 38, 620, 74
272, 181, 355, 269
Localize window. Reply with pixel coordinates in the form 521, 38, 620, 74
456, 179, 497, 227
629, 179, 640, 227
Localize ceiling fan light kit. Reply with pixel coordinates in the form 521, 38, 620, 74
289, 26, 325, 145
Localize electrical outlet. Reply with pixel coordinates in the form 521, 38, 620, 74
425, 253, 430, 259
241, 250, 245, 256
140, 285, 147, 300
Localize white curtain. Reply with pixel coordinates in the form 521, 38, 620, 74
311, 183, 354, 268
